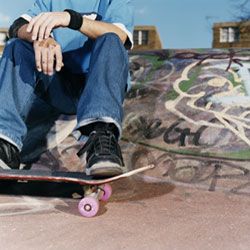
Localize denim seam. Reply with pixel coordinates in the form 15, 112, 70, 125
114, 45, 128, 92
117, 52, 129, 96
19, 83, 36, 118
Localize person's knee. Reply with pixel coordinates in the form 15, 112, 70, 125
96, 32, 123, 47
95, 33, 128, 63
4, 38, 32, 55
2, 38, 34, 64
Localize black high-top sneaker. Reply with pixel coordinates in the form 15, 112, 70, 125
0, 138, 20, 169
78, 124, 125, 177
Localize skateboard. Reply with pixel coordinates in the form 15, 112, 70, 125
0, 164, 155, 218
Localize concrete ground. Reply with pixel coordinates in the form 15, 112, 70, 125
0, 177, 250, 250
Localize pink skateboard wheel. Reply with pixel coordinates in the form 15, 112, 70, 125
78, 197, 100, 218
100, 184, 112, 202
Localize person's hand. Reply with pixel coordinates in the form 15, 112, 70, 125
33, 37, 63, 76
27, 12, 70, 41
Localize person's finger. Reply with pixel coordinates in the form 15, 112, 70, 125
26, 13, 43, 33
38, 17, 53, 41
44, 19, 57, 39
47, 46, 55, 75
54, 44, 63, 72
34, 43, 42, 72
31, 14, 48, 41
41, 47, 48, 74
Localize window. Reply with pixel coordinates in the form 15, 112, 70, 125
133, 30, 149, 45
220, 27, 240, 43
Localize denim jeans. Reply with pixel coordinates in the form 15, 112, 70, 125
0, 33, 129, 151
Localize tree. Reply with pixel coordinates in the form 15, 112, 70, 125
232, 0, 250, 20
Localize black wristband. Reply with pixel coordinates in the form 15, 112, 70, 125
64, 9, 83, 30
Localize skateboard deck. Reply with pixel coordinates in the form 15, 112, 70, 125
0, 165, 154, 186
0, 164, 154, 217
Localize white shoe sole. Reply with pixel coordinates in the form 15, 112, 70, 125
86, 161, 125, 177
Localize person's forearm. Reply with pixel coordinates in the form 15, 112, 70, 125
79, 17, 127, 44
17, 24, 33, 42
18, 11, 128, 44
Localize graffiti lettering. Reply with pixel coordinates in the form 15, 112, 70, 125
125, 115, 217, 147
131, 147, 250, 196
173, 50, 249, 71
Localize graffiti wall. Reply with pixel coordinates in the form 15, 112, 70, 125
122, 49, 250, 195
18, 49, 250, 197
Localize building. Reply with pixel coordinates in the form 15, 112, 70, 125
133, 25, 162, 51
213, 21, 250, 48
0, 28, 8, 54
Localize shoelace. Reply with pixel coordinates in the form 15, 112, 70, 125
77, 131, 118, 158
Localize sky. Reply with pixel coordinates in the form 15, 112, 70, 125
0, 0, 247, 48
